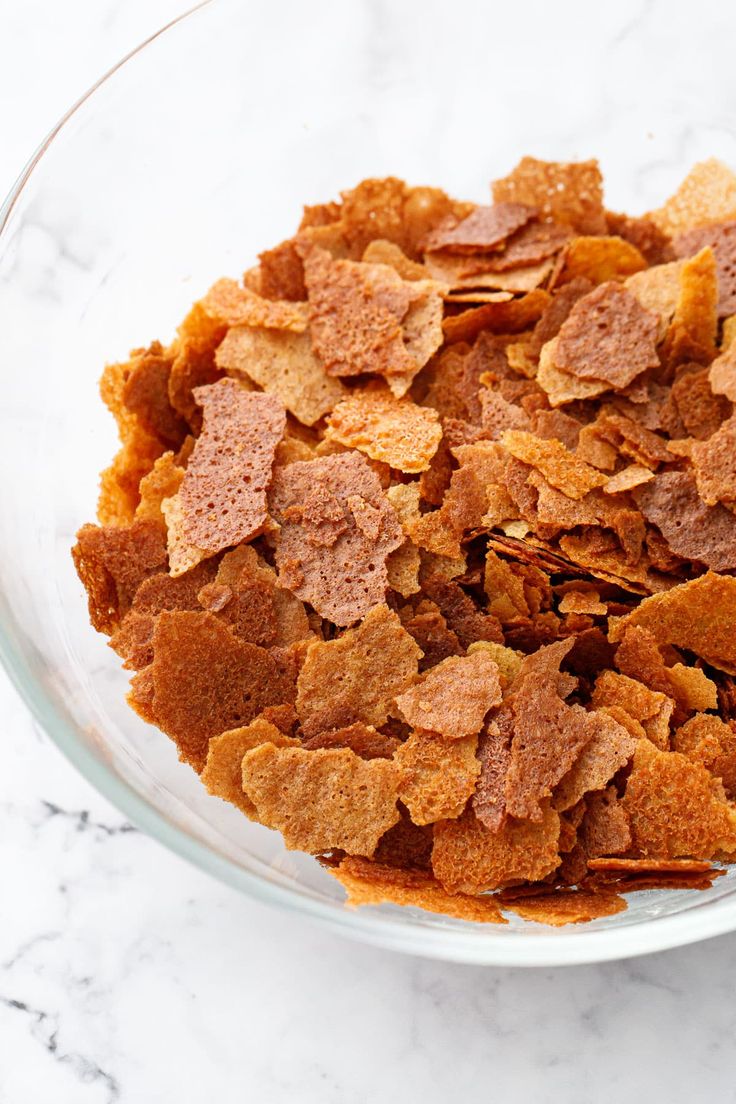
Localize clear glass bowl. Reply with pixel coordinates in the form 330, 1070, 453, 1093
3, 0, 736, 966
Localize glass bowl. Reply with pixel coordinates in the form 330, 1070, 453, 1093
3, 0, 736, 967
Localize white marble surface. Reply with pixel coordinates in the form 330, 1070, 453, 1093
5, 2, 736, 1101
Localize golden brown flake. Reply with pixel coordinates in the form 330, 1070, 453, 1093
662, 247, 718, 365
552, 712, 636, 811
296, 604, 421, 737
135, 452, 185, 524
581, 787, 632, 858
709, 340, 736, 401
673, 712, 736, 796
325, 386, 442, 473
72, 520, 168, 634
395, 650, 502, 740
425, 203, 536, 252
504, 640, 602, 821
691, 414, 736, 507
492, 157, 606, 234
330, 857, 506, 922
648, 159, 736, 236
395, 730, 481, 825
241, 743, 401, 855
633, 471, 736, 570
150, 610, 297, 771
215, 326, 347, 426
503, 888, 627, 925
432, 804, 561, 894
622, 738, 736, 858
609, 572, 736, 673
302, 244, 442, 393
553, 235, 647, 285
201, 717, 300, 816
501, 430, 608, 500
199, 277, 309, 332
302, 722, 399, 760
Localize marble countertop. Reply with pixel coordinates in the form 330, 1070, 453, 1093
4, 2, 736, 1101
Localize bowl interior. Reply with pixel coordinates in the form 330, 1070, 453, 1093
3, 0, 736, 964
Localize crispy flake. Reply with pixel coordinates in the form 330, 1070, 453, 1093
603, 465, 655, 496
606, 211, 674, 266
72, 521, 168, 634
484, 548, 530, 621
326, 386, 442, 473
587, 856, 713, 874
121, 343, 187, 449
98, 357, 170, 525
257, 239, 306, 301
432, 804, 561, 894
554, 235, 647, 285
649, 159, 736, 236
302, 722, 399, 759
557, 589, 607, 615
241, 743, 401, 855
200, 277, 308, 331
674, 712, 736, 796
492, 157, 606, 234
177, 380, 285, 555
386, 541, 421, 597
442, 289, 550, 345
592, 670, 673, 750
622, 739, 736, 859
669, 366, 730, 440
709, 340, 736, 401
135, 452, 185, 523
536, 337, 611, 407
633, 471, 736, 570
206, 544, 311, 647
296, 604, 420, 737
168, 302, 226, 431
477, 220, 572, 271
395, 651, 502, 740
362, 239, 427, 279
692, 414, 736, 507
666, 664, 718, 713
472, 719, 512, 831
581, 787, 632, 858
150, 610, 296, 771
330, 857, 505, 922
554, 282, 660, 387
674, 220, 736, 317
425, 203, 536, 252
396, 730, 481, 824
216, 326, 347, 426
609, 572, 736, 673
501, 430, 608, 500
302, 245, 441, 391
504, 888, 627, 925
625, 260, 685, 335
201, 717, 299, 816
504, 639, 601, 821
161, 493, 207, 578
553, 712, 637, 811
662, 247, 718, 364
270, 452, 403, 625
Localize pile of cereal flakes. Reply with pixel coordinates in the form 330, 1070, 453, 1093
73, 157, 736, 927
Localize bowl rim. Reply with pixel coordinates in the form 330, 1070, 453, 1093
3, 0, 736, 967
